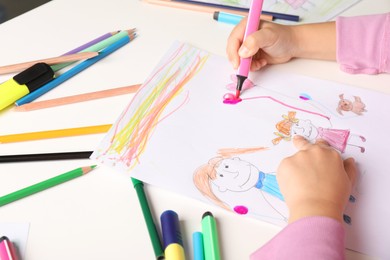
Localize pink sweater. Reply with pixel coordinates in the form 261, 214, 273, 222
337, 13, 390, 74
250, 217, 345, 260
251, 13, 390, 259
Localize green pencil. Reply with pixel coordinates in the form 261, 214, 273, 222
0, 165, 96, 207
51, 29, 135, 72
131, 178, 165, 260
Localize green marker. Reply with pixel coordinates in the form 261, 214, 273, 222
131, 178, 165, 260
201, 211, 221, 260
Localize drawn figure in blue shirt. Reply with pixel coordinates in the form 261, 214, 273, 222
193, 156, 284, 213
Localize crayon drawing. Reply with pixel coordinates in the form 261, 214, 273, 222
337, 94, 367, 116
92, 42, 209, 170
193, 154, 288, 222
272, 111, 366, 153
92, 42, 390, 259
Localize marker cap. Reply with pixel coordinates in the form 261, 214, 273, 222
160, 210, 183, 248
13, 62, 54, 92
0, 62, 54, 110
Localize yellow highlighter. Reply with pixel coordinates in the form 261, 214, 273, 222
161, 210, 186, 260
0, 62, 54, 111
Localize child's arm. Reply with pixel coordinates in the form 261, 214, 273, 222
250, 136, 356, 259
337, 13, 390, 74
250, 216, 345, 260
227, 13, 390, 74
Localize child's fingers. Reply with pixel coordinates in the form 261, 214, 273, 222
226, 18, 248, 69
292, 135, 310, 150
343, 157, 357, 187
238, 27, 277, 58
314, 138, 330, 147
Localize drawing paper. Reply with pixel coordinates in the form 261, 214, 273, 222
92, 42, 389, 259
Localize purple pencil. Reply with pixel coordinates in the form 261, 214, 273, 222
62, 31, 120, 55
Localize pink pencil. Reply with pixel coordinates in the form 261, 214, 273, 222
15, 84, 141, 112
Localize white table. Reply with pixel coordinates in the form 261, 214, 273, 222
0, 1, 389, 259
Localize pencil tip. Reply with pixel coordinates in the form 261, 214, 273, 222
82, 165, 97, 174
126, 28, 137, 35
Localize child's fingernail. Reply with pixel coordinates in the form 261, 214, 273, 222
233, 60, 239, 69
239, 46, 249, 56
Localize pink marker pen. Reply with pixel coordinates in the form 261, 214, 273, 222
0, 236, 18, 260
236, 0, 264, 98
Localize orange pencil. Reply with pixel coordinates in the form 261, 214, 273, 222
15, 84, 142, 112
0, 52, 99, 75
143, 0, 272, 19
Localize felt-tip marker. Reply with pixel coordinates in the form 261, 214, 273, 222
0, 62, 54, 111
236, 0, 264, 98
201, 211, 221, 260
160, 210, 185, 260
0, 236, 18, 260
213, 11, 272, 25
213, 11, 244, 25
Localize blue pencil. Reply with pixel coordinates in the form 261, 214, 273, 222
261, 10, 299, 22
15, 35, 133, 106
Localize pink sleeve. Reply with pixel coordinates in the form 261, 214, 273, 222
250, 216, 345, 260
336, 13, 390, 74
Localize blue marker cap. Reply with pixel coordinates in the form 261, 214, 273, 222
160, 210, 183, 248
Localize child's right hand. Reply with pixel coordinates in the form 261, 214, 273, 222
226, 18, 297, 71
226, 19, 336, 71
276, 135, 356, 223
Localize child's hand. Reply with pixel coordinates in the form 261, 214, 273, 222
226, 19, 297, 71
277, 135, 356, 223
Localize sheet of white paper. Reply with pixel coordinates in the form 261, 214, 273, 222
0, 222, 30, 258
185, 0, 361, 24
92, 41, 390, 259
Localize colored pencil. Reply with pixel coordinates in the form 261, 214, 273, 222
168, 0, 299, 22
0, 151, 93, 163
15, 31, 136, 106
0, 52, 99, 75
0, 124, 112, 144
261, 10, 299, 22
62, 31, 120, 55
15, 84, 141, 112
51, 29, 135, 72
131, 178, 165, 259
144, 0, 271, 19
0, 165, 96, 207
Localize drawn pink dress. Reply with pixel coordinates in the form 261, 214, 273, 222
317, 127, 349, 153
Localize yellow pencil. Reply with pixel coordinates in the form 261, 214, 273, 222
0, 52, 99, 75
0, 124, 112, 143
